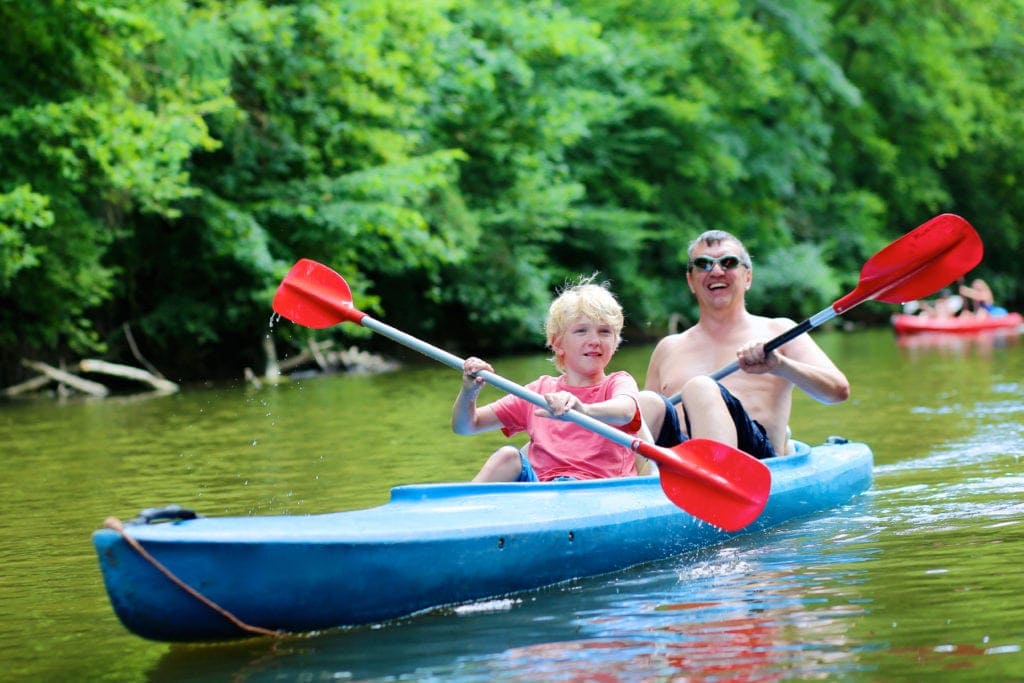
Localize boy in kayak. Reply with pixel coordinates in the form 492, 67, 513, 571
452, 275, 646, 482
639, 230, 849, 459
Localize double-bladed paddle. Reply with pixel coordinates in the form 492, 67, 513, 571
272, 259, 771, 532
668, 213, 983, 403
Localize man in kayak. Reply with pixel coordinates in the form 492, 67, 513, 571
452, 275, 647, 481
638, 230, 850, 459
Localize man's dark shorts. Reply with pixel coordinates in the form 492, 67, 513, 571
655, 384, 777, 459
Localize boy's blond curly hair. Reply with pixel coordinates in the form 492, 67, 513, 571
545, 274, 624, 371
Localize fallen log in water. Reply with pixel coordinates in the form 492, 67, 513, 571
79, 359, 179, 394
248, 338, 398, 388
3, 359, 179, 400
3, 373, 55, 398
20, 360, 110, 397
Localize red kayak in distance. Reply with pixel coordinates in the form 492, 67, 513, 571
891, 312, 1023, 334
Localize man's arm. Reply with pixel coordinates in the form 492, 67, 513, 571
738, 333, 849, 405
642, 336, 672, 392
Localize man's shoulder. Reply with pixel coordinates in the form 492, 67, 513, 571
653, 328, 698, 352
749, 314, 797, 333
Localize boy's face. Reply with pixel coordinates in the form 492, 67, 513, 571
551, 315, 618, 375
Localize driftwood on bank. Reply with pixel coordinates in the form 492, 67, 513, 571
262, 334, 280, 380
79, 359, 179, 394
4, 371, 63, 398
123, 323, 168, 380
20, 360, 110, 397
4, 359, 179, 400
247, 337, 398, 387
283, 339, 398, 375
2, 323, 179, 401
277, 339, 333, 373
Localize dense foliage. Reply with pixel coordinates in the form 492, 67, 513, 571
2, 0, 1022, 384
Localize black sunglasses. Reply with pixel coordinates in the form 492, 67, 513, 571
687, 254, 750, 272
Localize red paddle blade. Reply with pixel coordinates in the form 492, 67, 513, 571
638, 439, 771, 531
835, 214, 983, 314
272, 259, 365, 328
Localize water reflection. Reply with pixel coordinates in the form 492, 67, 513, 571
895, 328, 1021, 356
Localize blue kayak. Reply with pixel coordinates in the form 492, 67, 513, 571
92, 438, 872, 641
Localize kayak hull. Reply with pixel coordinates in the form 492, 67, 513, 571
93, 439, 873, 642
891, 312, 1022, 334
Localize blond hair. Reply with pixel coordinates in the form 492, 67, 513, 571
545, 274, 624, 371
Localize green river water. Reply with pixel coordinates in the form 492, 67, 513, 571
1, 326, 1022, 681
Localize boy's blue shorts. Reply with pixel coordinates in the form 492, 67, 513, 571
516, 448, 539, 482
515, 447, 575, 482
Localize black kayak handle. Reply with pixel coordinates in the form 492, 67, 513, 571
128, 504, 202, 525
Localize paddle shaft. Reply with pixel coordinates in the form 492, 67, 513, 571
360, 316, 641, 450
666, 308, 834, 404
355, 314, 753, 492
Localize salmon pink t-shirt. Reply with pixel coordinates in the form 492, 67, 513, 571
489, 371, 642, 481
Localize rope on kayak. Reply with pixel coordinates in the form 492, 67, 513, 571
103, 516, 282, 638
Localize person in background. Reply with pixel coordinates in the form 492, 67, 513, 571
638, 230, 850, 460
918, 288, 963, 318
954, 278, 977, 315
452, 275, 648, 482
959, 277, 1008, 317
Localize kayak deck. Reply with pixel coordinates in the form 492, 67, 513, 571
93, 439, 873, 641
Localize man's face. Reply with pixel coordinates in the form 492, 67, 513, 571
686, 240, 752, 303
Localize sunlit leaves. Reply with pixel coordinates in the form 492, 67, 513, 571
0, 186, 52, 287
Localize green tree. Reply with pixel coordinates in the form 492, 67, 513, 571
0, 0, 225, 380
1, 0, 1022, 386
